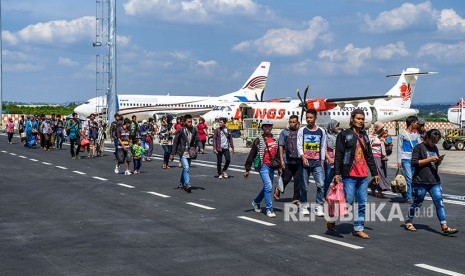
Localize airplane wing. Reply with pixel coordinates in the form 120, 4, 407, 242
326, 95, 399, 105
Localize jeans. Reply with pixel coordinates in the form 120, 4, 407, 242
254, 165, 274, 212
406, 184, 447, 224
113, 139, 119, 158
69, 137, 81, 157
179, 156, 192, 187
342, 177, 369, 232
299, 165, 324, 205
401, 159, 415, 200
324, 161, 335, 198
133, 158, 142, 171
55, 132, 64, 149
281, 162, 301, 201
216, 149, 231, 175
141, 140, 147, 159
162, 145, 172, 165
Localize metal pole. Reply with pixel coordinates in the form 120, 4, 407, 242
0, 0, 3, 127
107, 0, 116, 124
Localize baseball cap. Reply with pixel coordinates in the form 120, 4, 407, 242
261, 119, 273, 127
417, 118, 425, 125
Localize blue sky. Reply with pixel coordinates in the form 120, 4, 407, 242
2, 0, 465, 104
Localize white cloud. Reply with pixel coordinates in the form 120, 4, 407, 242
73, 62, 96, 79
373, 42, 408, 60
197, 59, 217, 70
58, 57, 79, 67
5, 16, 95, 45
232, 16, 331, 56
363, 1, 436, 32
318, 44, 371, 74
417, 41, 465, 64
437, 9, 465, 33
123, 0, 260, 23
117, 35, 131, 46
2, 31, 19, 45
2, 50, 45, 73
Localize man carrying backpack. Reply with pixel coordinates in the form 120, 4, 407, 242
275, 115, 301, 204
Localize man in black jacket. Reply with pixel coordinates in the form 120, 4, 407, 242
170, 114, 202, 193
333, 109, 379, 239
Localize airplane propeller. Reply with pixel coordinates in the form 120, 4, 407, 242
296, 85, 309, 122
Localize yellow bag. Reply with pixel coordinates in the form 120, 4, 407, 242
391, 168, 407, 193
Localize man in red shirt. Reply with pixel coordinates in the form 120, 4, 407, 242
333, 109, 379, 239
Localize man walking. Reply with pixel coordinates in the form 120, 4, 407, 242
297, 109, 326, 217
213, 117, 234, 179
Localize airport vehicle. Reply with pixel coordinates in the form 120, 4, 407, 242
203, 68, 435, 129
74, 62, 270, 121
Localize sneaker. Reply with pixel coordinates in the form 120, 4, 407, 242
300, 205, 310, 216
266, 210, 276, 218
71, 156, 76, 159
222, 172, 229, 178
124, 170, 132, 175
76, 155, 81, 160
134, 170, 139, 174
252, 201, 261, 213
185, 185, 192, 193
114, 165, 120, 174
218, 174, 224, 179
314, 205, 325, 217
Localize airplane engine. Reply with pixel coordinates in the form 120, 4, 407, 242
306, 99, 337, 112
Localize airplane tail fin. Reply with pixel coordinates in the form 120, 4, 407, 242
221, 61, 270, 101
384, 68, 437, 108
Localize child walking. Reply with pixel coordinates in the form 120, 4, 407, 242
132, 139, 146, 174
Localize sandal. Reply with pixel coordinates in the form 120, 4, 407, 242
441, 227, 458, 236
326, 221, 336, 231
404, 221, 417, 232
352, 231, 370, 239
273, 187, 280, 200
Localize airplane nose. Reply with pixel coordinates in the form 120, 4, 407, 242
74, 104, 90, 117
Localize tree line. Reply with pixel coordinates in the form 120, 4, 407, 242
2, 104, 77, 116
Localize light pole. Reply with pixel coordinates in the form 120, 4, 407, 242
0, 0, 3, 127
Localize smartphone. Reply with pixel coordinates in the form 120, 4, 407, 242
439, 154, 446, 159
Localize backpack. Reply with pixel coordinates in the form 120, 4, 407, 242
284, 129, 299, 160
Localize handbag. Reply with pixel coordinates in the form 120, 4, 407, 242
265, 140, 281, 170
188, 146, 198, 159
391, 168, 407, 193
80, 137, 90, 147
326, 181, 347, 217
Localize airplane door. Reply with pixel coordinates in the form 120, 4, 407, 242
370, 107, 378, 124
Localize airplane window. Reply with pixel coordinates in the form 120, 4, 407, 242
338, 112, 340, 115
292, 111, 295, 115
226, 107, 232, 111
297, 111, 299, 115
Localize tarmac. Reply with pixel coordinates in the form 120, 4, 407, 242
0, 133, 464, 275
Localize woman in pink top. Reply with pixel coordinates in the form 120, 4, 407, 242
368, 122, 390, 198
5, 118, 15, 144
197, 117, 208, 154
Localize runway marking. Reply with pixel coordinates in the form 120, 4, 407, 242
92, 176, 108, 181
146, 191, 171, 198
1, 150, 7, 153
73, 170, 87, 175
19, 156, 27, 159
117, 183, 135, 189
9, 153, 17, 156
56, 166, 68, 170
41, 162, 52, 165
186, 202, 215, 210
308, 235, 364, 250
29, 158, 38, 162
237, 216, 276, 226
415, 264, 465, 276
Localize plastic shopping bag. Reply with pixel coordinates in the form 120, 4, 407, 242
326, 181, 347, 217
277, 176, 284, 193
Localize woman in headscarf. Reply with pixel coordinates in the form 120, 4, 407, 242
5, 117, 15, 144
323, 119, 340, 198
368, 121, 391, 198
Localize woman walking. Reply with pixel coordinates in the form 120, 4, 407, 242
368, 122, 390, 198
5, 118, 15, 144
404, 129, 458, 235
158, 115, 174, 169
197, 117, 208, 154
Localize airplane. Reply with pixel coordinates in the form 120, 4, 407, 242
74, 61, 270, 121
447, 98, 465, 128
202, 68, 436, 129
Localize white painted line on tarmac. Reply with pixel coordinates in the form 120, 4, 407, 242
92, 176, 108, 181
56, 166, 68, 170
308, 235, 364, 250
117, 183, 135, 189
29, 158, 38, 162
424, 197, 465, 206
186, 202, 216, 210
415, 264, 465, 276
41, 162, 52, 165
19, 155, 27, 159
9, 153, 17, 156
1, 150, 7, 153
146, 191, 171, 198
237, 216, 276, 226
73, 170, 87, 175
